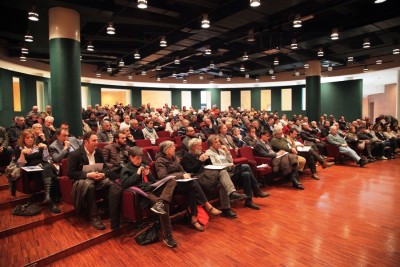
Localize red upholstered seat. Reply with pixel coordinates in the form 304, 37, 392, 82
229, 148, 248, 165
157, 131, 171, 138
238, 146, 272, 181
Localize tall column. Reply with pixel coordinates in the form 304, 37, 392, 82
305, 60, 321, 121
49, 7, 81, 137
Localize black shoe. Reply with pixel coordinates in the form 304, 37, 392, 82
229, 192, 247, 201
244, 200, 260, 210
49, 203, 61, 214
253, 188, 270, 198
163, 235, 177, 248
221, 209, 237, 219
151, 201, 166, 215
292, 180, 305, 190
311, 174, 320, 180
91, 216, 106, 230
358, 159, 367, 167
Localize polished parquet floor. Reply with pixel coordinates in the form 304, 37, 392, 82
1, 158, 400, 267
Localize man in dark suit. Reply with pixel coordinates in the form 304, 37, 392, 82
68, 131, 113, 230
49, 128, 81, 163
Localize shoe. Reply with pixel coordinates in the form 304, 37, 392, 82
91, 216, 106, 230
321, 155, 328, 159
377, 156, 388, 160
151, 201, 166, 215
207, 206, 222, 216
253, 188, 270, 198
49, 203, 61, 214
292, 180, 305, 190
311, 174, 320, 180
244, 200, 260, 210
358, 159, 367, 167
229, 191, 247, 201
163, 235, 177, 248
322, 161, 334, 169
191, 220, 204, 231
221, 209, 237, 219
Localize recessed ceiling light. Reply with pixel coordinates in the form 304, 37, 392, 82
363, 66, 368, 72
205, 45, 211, 55
376, 59, 382, 64
363, 38, 370, 48
20, 54, 27, 62
304, 63, 309, 69
118, 59, 124, 67
107, 66, 112, 73
107, 22, 115, 35
243, 52, 249, 60
393, 48, 399, 54
271, 75, 276, 80
331, 28, 339, 40
137, 0, 147, 9
21, 47, 29, 54
157, 76, 161, 81
209, 61, 215, 68
227, 77, 231, 82
273, 57, 279, 65
293, 14, 302, 28
250, 0, 260, 7
128, 75, 133, 80
28, 9, 39, 21
291, 39, 298, 49
174, 57, 180, 64
87, 42, 94, 51
374, 0, 386, 3
96, 73, 101, 77
141, 70, 147, 75
134, 49, 140, 59
188, 67, 194, 74
160, 36, 167, 47
201, 14, 210, 28
240, 65, 245, 71
348, 56, 353, 62
318, 48, 324, 57
25, 34, 33, 42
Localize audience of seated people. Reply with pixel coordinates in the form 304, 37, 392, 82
2, 103, 400, 248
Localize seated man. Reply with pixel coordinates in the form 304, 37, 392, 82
244, 126, 258, 147
254, 131, 304, 190
182, 126, 200, 152
97, 121, 115, 143
206, 135, 269, 210
68, 132, 113, 230
103, 130, 130, 179
49, 128, 81, 163
129, 119, 144, 141
357, 126, 386, 160
7, 116, 28, 147
120, 147, 178, 248
201, 118, 218, 135
181, 138, 246, 218
217, 124, 238, 152
300, 123, 326, 156
269, 127, 307, 178
286, 128, 334, 180
43, 116, 56, 141
0, 125, 13, 168
32, 123, 48, 145
326, 126, 367, 167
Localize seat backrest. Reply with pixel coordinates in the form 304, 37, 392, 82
325, 144, 340, 157
97, 142, 108, 151
141, 148, 154, 164
202, 141, 209, 152
61, 158, 69, 176
149, 161, 159, 180
157, 131, 171, 138
238, 146, 255, 161
135, 139, 152, 147
229, 148, 238, 159
174, 135, 183, 145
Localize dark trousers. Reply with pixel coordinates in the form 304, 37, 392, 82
231, 164, 258, 198
299, 151, 317, 174
85, 178, 113, 217
147, 179, 176, 237
173, 179, 207, 216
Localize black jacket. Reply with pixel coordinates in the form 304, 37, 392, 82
67, 146, 107, 180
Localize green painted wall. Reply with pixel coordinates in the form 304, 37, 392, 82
191, 90, 201, 110
210, 88, 220, 108
321, 79, 363, 121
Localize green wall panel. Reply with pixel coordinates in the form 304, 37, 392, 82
321, 79, 362, 121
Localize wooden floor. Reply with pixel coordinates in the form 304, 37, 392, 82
1, 157, 400, 266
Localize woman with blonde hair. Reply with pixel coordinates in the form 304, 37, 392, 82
15, 129, 60, 213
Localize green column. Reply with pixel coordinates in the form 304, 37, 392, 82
305, 60, 321, 121
49, 7, 81, 136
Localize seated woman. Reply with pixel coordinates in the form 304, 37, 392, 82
120, 147, 177, 248
142, 118, 159, 144
181, 138, 246, 219
14, 129, 60, 213
383, 125, 400, 153
155, 140, 221, 232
